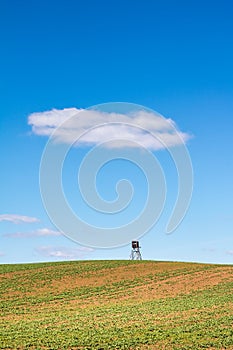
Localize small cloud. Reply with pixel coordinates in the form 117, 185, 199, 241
202, 247, 216, 253
0, 251, 4, 257
226, 250, 233, 256
0, 214, 39, 224
4, 227, 61, 238
35, 245, 94, 260
28, 108, 192, 150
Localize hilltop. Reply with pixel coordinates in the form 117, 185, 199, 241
0, 260, 232, 349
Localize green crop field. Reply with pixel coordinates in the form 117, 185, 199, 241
0, 260, 233, 349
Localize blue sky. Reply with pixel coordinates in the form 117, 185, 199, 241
0, 0, 233, 264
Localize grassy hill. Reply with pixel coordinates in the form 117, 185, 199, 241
0, 260, 233, 349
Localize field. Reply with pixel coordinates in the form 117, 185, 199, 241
0, 260, 233, 349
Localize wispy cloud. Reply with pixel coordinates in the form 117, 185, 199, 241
0, 214, 39, 224
35, 245, 94, 259
226, 250, 233, 256
0, 251, 4, 257
202, 247, 216, 253
28, 108, 192, 150
4, 227, 61, 238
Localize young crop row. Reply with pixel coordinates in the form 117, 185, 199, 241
1, 285, 233, 349
1, 260, 232, 349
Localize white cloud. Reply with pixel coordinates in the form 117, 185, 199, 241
36, 245, 94, 259
28, 108, 192, 150
0, 214, 39, 224
202, 247, 216, 253
226, 250, 233, 256
0, 251, 4, 257
4, 227, 61, 238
